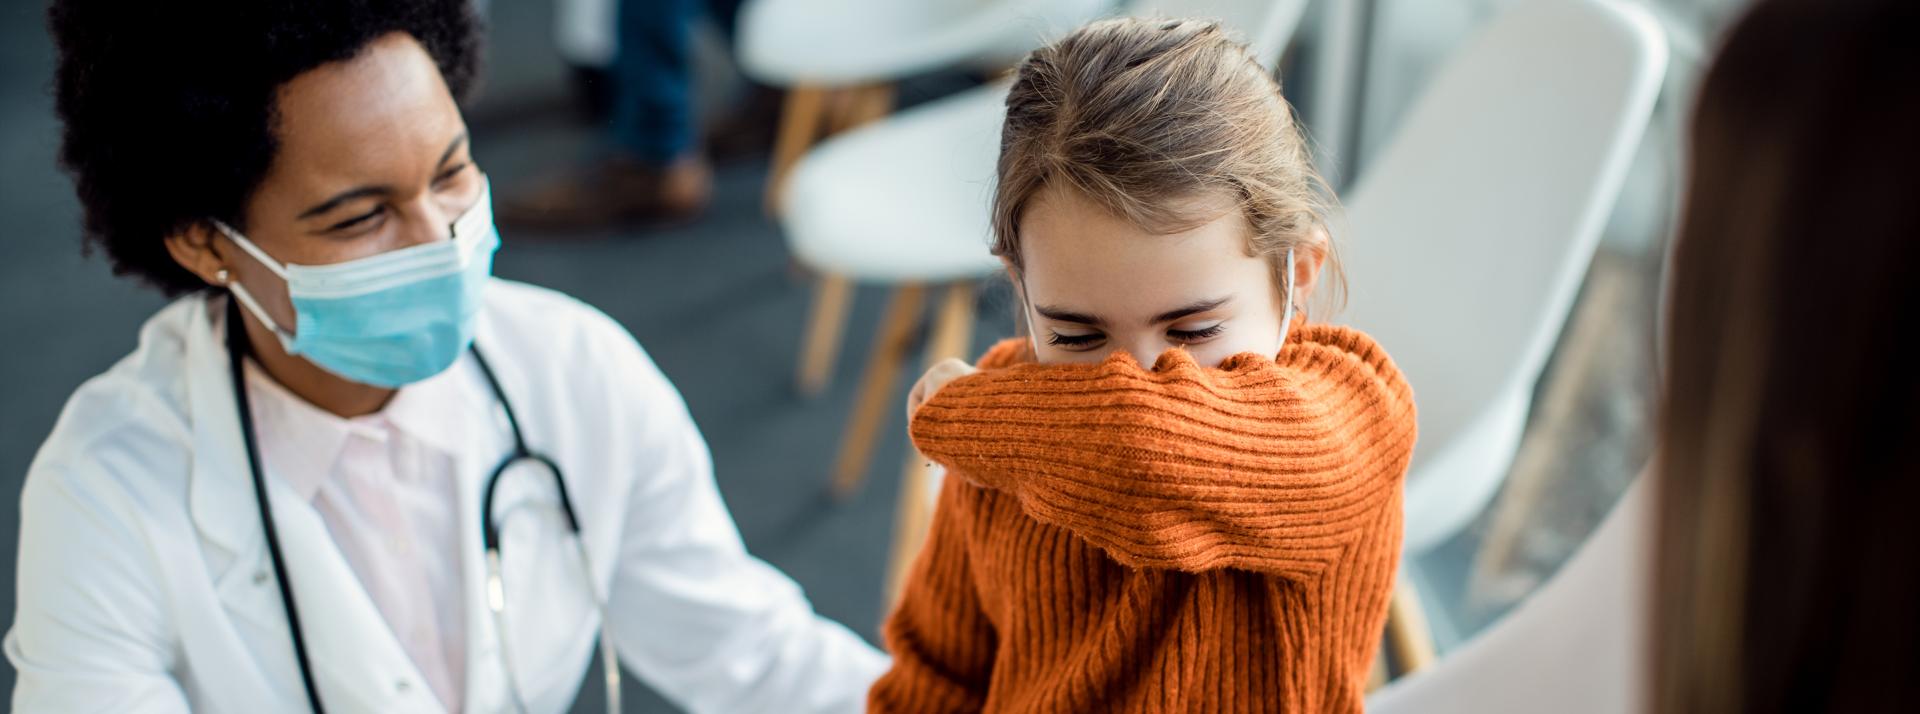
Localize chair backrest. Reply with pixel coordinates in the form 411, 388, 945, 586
973, 0, 1123, 68
1329, 0, 1666, 477
1120, 0, 1311, 68
1368, 475, 1651, 713
816, 0, 1017, 35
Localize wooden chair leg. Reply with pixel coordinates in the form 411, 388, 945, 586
767, 84, 829, 213
922, 283, 979, 384
796, 274, 855, 396
1368, 645, 1391, 692
831, 284, 926, 499
767, 83, 897, 214
880, 283, 977, 604
883, 456, 938, 608
1385, 576, 1439, 676
832, 82, 897, 133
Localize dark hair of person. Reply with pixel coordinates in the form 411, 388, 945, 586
47, 0, 484, 295
1653, 1, 1920, 712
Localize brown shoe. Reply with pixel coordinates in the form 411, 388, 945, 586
495, 153, 713, 234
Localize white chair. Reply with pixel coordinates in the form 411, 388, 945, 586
738, 0, 1114, 206
1332, 0, 1666, 558
775, 0, 1312, 603
738, 0, 1114, 87
1328, 0, 1665, 673
1368, 474, 1652, 713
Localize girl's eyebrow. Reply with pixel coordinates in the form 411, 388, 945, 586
1150, 297, 1230, 324
1035, 305, 1103, 326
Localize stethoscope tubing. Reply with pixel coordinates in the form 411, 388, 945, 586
224, 296, 608, 713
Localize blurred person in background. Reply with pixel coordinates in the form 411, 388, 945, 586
8, 1, 884, 711
1653, 0, 1919, 712
497, 0, 776, 232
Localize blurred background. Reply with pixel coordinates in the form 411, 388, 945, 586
0, 0, 1750, 710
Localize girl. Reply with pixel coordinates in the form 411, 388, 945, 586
869, 17, 1418, 713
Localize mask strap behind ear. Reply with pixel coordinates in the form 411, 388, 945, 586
210, 220, 297, 344
1278, 247, 1297, 348
226, 282, 298, 349
211, 220, 290, 280
1015, 273, 1044, 358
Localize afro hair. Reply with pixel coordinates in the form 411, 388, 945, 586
47, 0, 485, 295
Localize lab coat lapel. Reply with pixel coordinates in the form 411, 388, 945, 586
182, 296, 438, 712
452, 347, 518, 713
267, 484, 440, 712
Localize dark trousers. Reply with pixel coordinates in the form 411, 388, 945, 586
610, 0, 744, 163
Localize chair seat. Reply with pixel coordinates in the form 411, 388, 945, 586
1369, 476, 1651, 714
738, 0, 1109, 86
782, 83, 1010, 282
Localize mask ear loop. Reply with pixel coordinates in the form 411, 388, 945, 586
211, 220, 291, 279
1278, 247, 1297, 348
1014, 271, 1045, 359
211, 220, 299, 347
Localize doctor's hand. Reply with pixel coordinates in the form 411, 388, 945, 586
907, 358, 977, 420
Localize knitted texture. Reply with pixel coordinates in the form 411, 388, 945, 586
870, 324, 1418, 713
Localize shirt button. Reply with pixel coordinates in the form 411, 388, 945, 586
395, 678, 412, 694
253, 570, 270, 586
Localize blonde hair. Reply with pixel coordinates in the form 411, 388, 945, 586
992, 17, 1342, 311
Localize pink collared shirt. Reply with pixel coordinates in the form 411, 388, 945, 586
243, 360, 468, 713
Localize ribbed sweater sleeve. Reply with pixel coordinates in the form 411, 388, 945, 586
868, 476, 996, 712
908, 325, 1417, 579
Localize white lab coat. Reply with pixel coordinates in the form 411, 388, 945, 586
6, 280, 889, 713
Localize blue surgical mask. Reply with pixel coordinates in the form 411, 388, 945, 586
215, 178, 500, 388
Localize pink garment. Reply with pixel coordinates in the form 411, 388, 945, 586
244, 360, 468, 713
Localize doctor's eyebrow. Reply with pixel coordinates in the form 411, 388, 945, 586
295, 131, 471, 220
433, 132, 469, 170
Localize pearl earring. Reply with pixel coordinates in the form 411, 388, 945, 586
215, 269, 230, 285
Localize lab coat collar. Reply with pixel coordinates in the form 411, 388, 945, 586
184, 294, 263, 558
238, 350, 475, 503
380, 362, 476, 458
237, 361, 351, 503
189, 296, 479, 547
183, 294, 448, 712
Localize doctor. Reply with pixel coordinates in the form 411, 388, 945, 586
11, 1, 887, 712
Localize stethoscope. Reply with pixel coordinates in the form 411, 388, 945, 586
224, 297, 621, 713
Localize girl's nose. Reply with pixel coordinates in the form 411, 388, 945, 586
1122, 339, 1169, 369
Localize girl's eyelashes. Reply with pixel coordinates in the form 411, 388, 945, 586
1167, 323, 1225, 343
1046, 331, 1105, 349
1045, 324, 1225, 349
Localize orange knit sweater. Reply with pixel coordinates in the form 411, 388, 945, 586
869, 324, 1418, 713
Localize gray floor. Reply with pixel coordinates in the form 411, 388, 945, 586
0, 2, 1020, 710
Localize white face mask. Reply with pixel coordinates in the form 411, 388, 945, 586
215, 177, 500, 387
